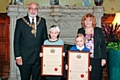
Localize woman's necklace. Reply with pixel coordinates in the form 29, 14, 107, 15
85, 28, 93, 34
85, 28, 94, 41
86, 34, 93, 41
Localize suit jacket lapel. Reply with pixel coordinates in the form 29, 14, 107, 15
24, 15, 40, 24
24, 15, 31, 24
94, 28, 97, 48
36, 16, 39, 23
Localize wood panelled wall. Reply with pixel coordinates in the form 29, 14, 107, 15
0, 13, 10, 77
0, 13, 10, 62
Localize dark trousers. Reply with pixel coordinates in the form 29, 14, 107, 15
17, 61, 41, 80
46, 76, 61, 80
90, 58, 103, 80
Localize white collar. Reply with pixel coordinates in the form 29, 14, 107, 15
76, 45, 85, 51
29, 16, 36, 24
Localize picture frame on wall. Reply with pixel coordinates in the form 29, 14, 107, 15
50, 0, 59, 5
15, 0, 24, 5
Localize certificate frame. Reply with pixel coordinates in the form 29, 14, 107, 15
67, 50, 90, 80
41, 45, 64, 76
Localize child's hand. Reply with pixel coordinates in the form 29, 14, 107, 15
39, 52, 43, 57
62, 52, 65, 57
65, 64, 68, 70
88, 65, 92, 71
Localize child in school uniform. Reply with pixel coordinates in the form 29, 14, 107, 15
66, 33, 92, 71
70, 33, 90, 51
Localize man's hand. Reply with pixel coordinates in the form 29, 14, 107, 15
16, 58, 22, 65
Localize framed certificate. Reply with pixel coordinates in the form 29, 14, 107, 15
67, 50, 90, 80
41, 45, 64, 76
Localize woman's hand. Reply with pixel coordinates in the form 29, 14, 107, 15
101, 59, 106, 66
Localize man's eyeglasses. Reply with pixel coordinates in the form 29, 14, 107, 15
29, 8, 38, 10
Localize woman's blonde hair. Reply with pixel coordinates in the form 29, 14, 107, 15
81, 13, 96, 29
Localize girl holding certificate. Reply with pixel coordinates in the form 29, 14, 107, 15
40, 25, 65, 80
65, 33, 92, 71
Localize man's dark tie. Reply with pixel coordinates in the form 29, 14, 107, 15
32, 18, 35, 25
31, 18, 36, 36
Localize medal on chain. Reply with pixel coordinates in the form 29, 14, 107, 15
22, 17, 41, 35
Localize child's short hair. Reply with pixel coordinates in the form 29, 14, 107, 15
76, 33, 86, 41
49, 25, 60, 32
49, 25, 60, 38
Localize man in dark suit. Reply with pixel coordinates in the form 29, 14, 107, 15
14, 2, 48, 80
